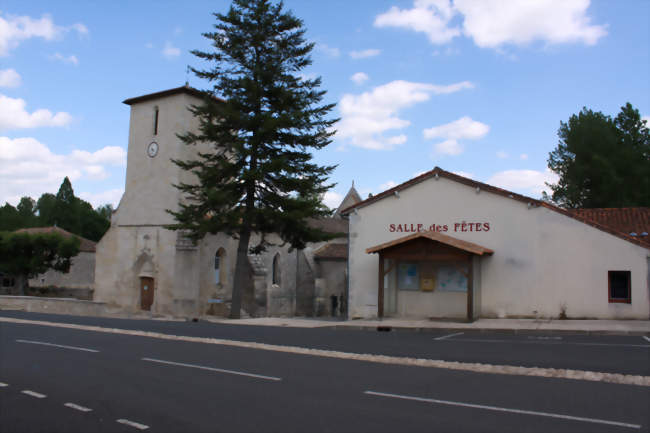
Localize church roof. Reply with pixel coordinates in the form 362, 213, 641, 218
313, 243, 347, 260
122, 85, 225, 105
334, 184, 362, 218
15, 227, 96, 252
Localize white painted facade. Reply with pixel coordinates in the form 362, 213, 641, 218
347, 173, 650, 320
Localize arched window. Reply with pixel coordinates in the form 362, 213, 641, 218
215, 248, 226, 285
153, 106, 159, 135
272, 253, 281, 285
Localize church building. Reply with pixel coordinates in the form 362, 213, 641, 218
94, 86, 358, 318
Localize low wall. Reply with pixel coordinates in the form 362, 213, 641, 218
0, 296, 108, 317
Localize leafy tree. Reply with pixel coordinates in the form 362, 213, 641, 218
0, 179, 112, 240
547, 103, 650, 208
33, 178, 111, 241
96, 204, 114, 221
16, 197, 38, 227
35, 193, 57, 223
0, 203, 22, 231
0, 231, 80, 294
170, 0, 338, 318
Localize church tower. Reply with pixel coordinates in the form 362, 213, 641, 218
94, 86, 215, 316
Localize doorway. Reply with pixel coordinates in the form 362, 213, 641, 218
140, 277, 154, 311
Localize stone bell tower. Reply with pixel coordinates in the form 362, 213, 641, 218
94, 86, 217, 316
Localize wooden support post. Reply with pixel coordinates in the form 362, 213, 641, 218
378, 254, 384, 318
467, 256, 474, 323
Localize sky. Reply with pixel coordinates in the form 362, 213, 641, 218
0, 0, 648, 210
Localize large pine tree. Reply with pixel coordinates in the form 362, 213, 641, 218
170, 0, 338, 318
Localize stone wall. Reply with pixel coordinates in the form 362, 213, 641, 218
29, 251, 95, 290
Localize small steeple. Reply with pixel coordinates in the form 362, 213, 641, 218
333, 181, 362, 218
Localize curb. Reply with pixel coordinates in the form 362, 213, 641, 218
330, 325, 650, 336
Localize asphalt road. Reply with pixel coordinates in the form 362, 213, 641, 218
1, 310, 648, 375
0, 311, 649, 432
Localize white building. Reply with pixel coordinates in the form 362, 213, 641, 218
342, 168, 650, 320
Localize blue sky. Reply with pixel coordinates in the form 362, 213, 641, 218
1, 0, 648, 210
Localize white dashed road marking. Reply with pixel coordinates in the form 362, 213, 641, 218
1, 317, 648, 387
0, 382, 8, 387
643, 336, 650, 343
21, 390, 46, 398
16, 339, 99, 353
434, 332, 464, 341
142, 357, 282, 381
64, 402, 93, 412
116, 419, 150, 430
364, 391, 642, 430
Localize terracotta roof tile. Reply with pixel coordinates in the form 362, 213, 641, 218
313, 243, 348, 260
15, 227, 96, 252
568, 208, 650, 246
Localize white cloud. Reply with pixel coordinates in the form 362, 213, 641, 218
349, 49, 381, 59
487, 168, 559, 197
322, 191, 343, 210
0, 12, 88, 56
374, 0, 607, 49
453, 171, 474, 179
70, 23, 88, 36
337, 80, 474, 150
0, 68, 21, 87
162, 41, 180, 59
496, 150, 508, 159
51, 52, 78, 65
424, 116, 489, 156
298, 72, 317, 81
0, 94, 72, 130
434, 139, 463, 155
379, 180, 398, 191
520, 153, 529, 160
79, 188, 124, 208
375, 0, 460, 44
423, 116, 489, 140
0, 136, 126, 205
350, 72, 369, 84
145, 42, 153, 49
456, 0, 607, 48
316, 43, 340, 57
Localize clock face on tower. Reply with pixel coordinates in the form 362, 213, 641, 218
147, 141, 158, 158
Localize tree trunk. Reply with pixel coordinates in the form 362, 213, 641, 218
230, 230, 251, 319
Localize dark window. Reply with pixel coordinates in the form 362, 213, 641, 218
272, 254, 280, 285
153, 107, 159, 135
608, 271, 631, 303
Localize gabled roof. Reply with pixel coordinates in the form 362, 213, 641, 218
15, 227, 96, 252
334, 183, 362, 218
366, 230, 494, 256
313, 243, 347, 260
342, 166, 649, 250
122, 85, 225, 106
